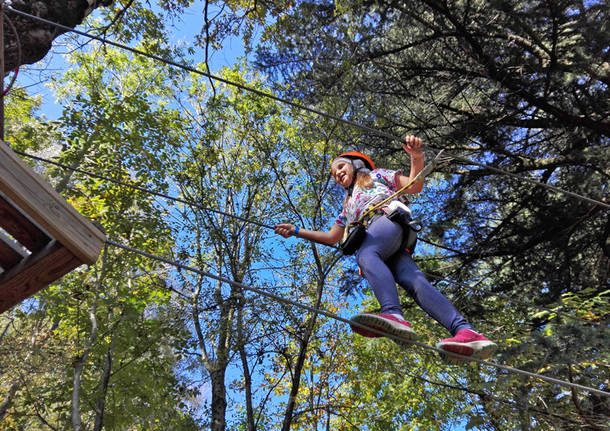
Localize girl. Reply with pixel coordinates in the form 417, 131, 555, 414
275, 136, 496, 361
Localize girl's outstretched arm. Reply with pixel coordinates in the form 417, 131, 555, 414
275, 223, 344, 246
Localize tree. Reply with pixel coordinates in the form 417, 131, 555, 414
3, 0, 111, 72
5, 0, 608, 428
0, 43, 199, 430
201, 0, 609, 427
167, 63, 315, 430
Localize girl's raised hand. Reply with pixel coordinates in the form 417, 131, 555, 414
402, 135, 423, 158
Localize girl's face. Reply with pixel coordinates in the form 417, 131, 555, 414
331, 161, 354, 188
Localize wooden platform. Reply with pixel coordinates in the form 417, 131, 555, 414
0, 142, 106, 313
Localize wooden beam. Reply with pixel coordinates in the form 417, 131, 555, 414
0, 230, 27, 270
0, 240, 82, 313
0, 192, 50, 251
0, 143, 105, 263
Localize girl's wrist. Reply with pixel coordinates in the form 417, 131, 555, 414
293, 226, 300, 236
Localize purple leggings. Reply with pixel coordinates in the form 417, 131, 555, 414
355, 216, 472, 336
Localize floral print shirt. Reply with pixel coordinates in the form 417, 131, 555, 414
335, 168, 403, 227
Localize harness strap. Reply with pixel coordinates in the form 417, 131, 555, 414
358, 150, 444, 223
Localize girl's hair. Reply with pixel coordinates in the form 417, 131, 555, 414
355, 171, 373, 190
343, 169, 373, 207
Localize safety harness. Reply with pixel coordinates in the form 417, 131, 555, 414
339, 151, 445, 256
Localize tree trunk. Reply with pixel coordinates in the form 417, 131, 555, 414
0, 382, 19, 420
4, 0, 113, 73
93, 342, 114, 431
72, 357, 85, 431
71, 301, 98, 431
192, 286, 233, 431
237, 303, 256, 431
209, 367, 228, 431
280, 278, 325, 431
55, 139, 94, 194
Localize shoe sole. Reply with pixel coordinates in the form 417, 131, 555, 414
350, 314, 418, 346
436, 340, 497, 364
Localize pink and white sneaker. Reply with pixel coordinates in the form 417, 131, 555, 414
350, 313, 417, 346
436, 329, 497, 363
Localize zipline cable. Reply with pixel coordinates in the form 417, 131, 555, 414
106, 238, 609, 398
16, 148, 604, 328
443, 151, 609, 209
5, 8, 384, 139
6, 8, 609, 211
13, 148, 276, 230
12, 147, 342, 251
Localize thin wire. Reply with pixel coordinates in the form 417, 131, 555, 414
418, 237, 463, 254
18, 148, 606, 328
106, 238, 609, 398
14, 148, 275, 229
6, 7, 609, 211
11, 147, 342, 249
423, 271, 605, 327
444, 150, 609, 209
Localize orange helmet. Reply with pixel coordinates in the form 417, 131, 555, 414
331, 151, 375, 171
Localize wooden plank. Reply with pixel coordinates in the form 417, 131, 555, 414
0, 143, 105, 263
0, 240, 81, 313
0, 230, 27, 269
0, 192, 51, 251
